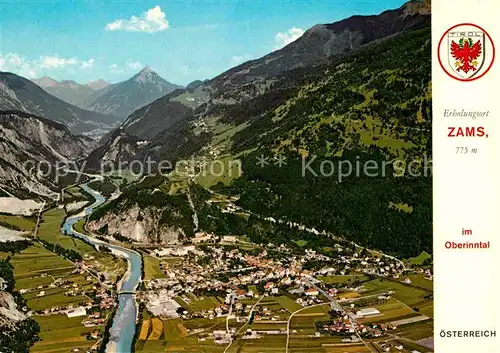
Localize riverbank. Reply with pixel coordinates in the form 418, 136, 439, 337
62, 181, 143, 353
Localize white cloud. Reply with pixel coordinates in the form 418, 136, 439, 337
0, 53, 95, 78
274, 27, 305, 50
109, 60, 144, 75
127, 60, 143, 70
109, 63, 122, 74
105, 6, 169, 33
80, 58, 95, 69
40, 56, 78, 68
0, 53, 38, 78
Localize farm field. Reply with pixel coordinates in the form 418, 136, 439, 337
0, 213, 36, 232
407, 251, 432, 266
37, 207, 126, 281
175, 293, 223, 312
143, 255, 166, 281
394, 320, 434, 342
0, 244, 101, 353
31, 314, 100, 353
407, 274, 434, 291
136, 316, 226, 352
317, 273, 369, 286
195, 156, 242, 188
323, 344, 373, 353
360, 278, 433, 309
358, 299, 415, 324
289, 304, 331, 335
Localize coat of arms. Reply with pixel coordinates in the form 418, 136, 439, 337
448, 31, 485, 80
438, 24, 495, 82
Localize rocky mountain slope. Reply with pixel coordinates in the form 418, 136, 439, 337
85, 66, 182, 118
0, 72, 120, 135
0, 110, 94, 199
87, 175, 193, 245
85, 128, 141, 171
0, 258, 40, 352
32, 76, 110, 109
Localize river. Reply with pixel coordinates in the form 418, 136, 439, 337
62, 182, 142, 353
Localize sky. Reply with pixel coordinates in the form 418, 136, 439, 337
0, 0, 408, 86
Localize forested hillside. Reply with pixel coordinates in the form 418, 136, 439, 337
215, 26, 432, 258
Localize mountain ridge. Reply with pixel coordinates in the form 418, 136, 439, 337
85, 67, 183, 118
32, 76, 111, 109
90, 0, 430, 159
1, 72, 121, 136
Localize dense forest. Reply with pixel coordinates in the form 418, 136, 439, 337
230, 26, 431, 159
216, 150, 431, 258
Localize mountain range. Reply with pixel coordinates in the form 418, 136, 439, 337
0, 72, 119, 135
0, 110, 94, 199
34, 67, 182, 119
90, 0, 431, 163
83, 0, 432, 258
85, 66, 183, 118
32, 76, 111, 109
0, 0, 432, 257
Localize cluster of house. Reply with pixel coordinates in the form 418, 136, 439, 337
316, 309, 404, 342
82, 311, 107, 327
96, 288, 115, 310
139, 240, 433, 347
19, 274, 91, 296
142, 242, 420, 315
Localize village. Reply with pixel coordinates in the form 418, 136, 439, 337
135, 234, 434, 352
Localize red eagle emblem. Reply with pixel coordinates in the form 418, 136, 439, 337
450, 37, 482, 74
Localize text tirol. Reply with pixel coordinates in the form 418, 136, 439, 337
447, 126, 487, 137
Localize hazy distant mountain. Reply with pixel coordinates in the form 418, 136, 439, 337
0, 71, 121, 134
85, 66, 182, 118
32, 76, 111, 109
87, 79, 110, 91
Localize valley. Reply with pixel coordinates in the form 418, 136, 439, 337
0, 1, 433, 352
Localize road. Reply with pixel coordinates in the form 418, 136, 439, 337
303, 278, 345, 313
285, 303, 330, 353
226, 293, 235, 334
223, 293, 266, 353
33, 201, 46, 238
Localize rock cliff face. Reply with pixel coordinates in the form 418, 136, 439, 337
0, 290, 26, 325
87, 204, 183, 245
0, 267, 39, 352
0, 110, 94, 199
